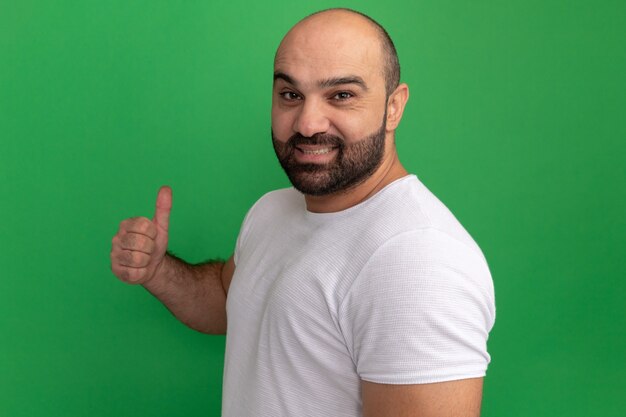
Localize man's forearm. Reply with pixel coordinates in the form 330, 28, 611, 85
143, 252, 228, 334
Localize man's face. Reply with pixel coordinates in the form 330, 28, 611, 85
271, 14, 390, 196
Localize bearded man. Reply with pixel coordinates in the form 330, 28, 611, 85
110, 8, 495, 417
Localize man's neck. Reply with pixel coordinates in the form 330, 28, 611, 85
304, 153, 408, 213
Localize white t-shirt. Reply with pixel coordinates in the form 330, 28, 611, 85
222, 175, 495, 417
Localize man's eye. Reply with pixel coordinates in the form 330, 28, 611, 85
333, 91, 353, 100
280, 92, 301, 100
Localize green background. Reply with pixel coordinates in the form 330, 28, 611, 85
1, 1, 624, 416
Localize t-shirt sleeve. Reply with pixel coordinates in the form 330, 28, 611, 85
338, 228, 496, 384
232, 196, 264, 267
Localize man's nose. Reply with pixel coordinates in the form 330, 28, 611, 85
292, 98, 330, 137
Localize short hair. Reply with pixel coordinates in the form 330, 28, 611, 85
307, 8, 401, 97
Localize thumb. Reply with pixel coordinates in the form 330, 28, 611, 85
153, 185, 172, 232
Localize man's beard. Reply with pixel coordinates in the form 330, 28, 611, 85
272, 119, 387, 196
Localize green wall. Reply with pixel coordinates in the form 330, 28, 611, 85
1, 1, 624, 416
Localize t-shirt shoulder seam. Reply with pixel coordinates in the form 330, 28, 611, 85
336, 226, 478, 312
234, 189, 293, 266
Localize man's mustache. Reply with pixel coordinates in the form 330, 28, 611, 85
287, 133, 344, 148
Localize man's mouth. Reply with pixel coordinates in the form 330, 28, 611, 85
296, 146, 337, 155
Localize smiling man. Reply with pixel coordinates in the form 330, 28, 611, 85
111, 8, 495, 417
271, 10, 407, 211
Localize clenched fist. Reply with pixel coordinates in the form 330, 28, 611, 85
111, 186, 172, 285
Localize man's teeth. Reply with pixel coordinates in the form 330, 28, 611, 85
301, 147, 333, 155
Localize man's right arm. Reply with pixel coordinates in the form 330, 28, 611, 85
110, 186, 234, 334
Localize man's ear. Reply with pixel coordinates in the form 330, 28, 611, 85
385, 83, 409, 131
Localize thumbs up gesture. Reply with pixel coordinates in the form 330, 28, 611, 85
111, 186, 172, 285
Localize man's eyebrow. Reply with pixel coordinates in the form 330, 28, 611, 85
273, 72, 369, 91
274, 72, 296, 86
318, 76, 368, 91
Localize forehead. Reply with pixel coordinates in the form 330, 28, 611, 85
274, 15, 385, 88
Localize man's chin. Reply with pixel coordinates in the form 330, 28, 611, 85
287, 170, 336, 196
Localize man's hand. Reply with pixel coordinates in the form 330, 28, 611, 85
110, 186, 172, 285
